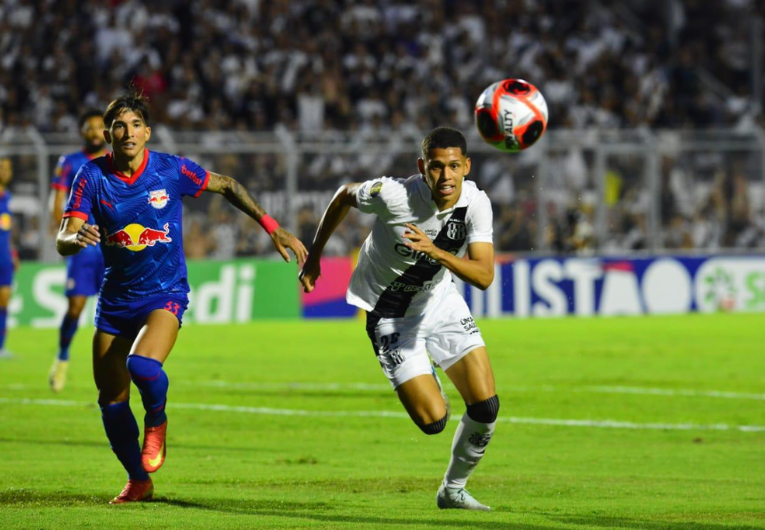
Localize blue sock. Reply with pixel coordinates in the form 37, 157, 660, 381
126, 355, 169, 428
58, 315, 79, 361
0, 308, 7, 350
101, 401, 149, 481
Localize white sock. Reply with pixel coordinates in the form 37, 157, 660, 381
443, 412, 495, 489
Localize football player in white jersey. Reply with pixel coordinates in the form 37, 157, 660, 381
300, 127, 499, 511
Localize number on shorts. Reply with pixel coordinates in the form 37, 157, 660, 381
164, 301, 180, 316
379, 332, 400, 352
378, 332, 404, 365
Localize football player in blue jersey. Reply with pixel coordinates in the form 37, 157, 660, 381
0, 157, 18, 359
48, 110, 108, 391
56, 94, 307, 504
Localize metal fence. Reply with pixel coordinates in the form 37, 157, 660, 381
2, 127, 764, 263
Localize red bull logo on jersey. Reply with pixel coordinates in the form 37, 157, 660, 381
148, 189, 170, 209
105, 223, 172, 251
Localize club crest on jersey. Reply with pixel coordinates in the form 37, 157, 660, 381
447, 220, 466, 240
148, 189, 170, 209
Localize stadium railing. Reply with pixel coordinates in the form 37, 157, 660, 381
2, 127, 765, 263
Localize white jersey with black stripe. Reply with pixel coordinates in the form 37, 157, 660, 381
347, 175, 493, 318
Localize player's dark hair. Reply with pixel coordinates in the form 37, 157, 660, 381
78, 109, 104, 129
421, 127, 468, 158
103, 93, 151, 128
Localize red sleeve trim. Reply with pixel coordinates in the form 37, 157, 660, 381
51, 183, 69, 191
63, 211, 89, 220
193, 171, 210, 198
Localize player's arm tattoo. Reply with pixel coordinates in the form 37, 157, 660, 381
206, 172, 308, 264
205, 172, 267, 221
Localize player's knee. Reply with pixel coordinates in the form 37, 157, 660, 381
418, 414, 448, 435
67, 296, 87, 318
97, 392, 129, 408
125, 354, 162, 380
466, 395, 500, 424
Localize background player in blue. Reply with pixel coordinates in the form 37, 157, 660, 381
49, 110, 108, 392
0, 157, 19, 359
56, 94, 308, 504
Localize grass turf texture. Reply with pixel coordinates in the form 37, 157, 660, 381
1, 314, 764, 529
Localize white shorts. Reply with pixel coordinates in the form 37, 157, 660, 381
365, 287, 486, 389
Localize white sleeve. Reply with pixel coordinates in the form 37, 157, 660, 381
353, 177, 399, 215
467, 191, 493, 244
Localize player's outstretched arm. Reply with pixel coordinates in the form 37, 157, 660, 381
205, 172, 307, 264
403, 224, 495, 290
299, 183, 360, 293
56, 217, 100, 256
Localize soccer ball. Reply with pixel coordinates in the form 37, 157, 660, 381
474, 79, 548, 152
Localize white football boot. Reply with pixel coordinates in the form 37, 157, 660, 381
49, 359, 69, 392
436, 483, 491, 511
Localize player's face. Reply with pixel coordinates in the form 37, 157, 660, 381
418, 147, 471, 209
81, 116, 106, 152
105, 110, 151, 159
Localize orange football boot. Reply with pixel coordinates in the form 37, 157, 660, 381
141, 421, 167, 473
109, 478, 154, 504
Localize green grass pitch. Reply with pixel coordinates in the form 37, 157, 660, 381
1, 314, 764, 528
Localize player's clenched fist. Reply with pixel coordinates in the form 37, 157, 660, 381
299, 254, 321, 293
76, 223, 101, 248
402, 223, 440, 260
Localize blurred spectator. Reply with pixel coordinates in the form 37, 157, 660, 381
1, 0, 761, 133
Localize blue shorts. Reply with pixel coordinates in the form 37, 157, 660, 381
66, 248, 105, 297
95, 294, 189, 340
0, 261, 12, 287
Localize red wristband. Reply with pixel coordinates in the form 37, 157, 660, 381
259, 214, 279, 235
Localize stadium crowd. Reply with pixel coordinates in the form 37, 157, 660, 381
1, 0, 763, 133
1, 0, 764, 258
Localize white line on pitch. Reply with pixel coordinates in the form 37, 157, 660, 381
187, 380, 765, 401
5, 380, 764, 402
1, 397, 763, 433
582, 386, 765, 401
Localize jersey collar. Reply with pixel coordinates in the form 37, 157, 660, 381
106, 149, 150, 185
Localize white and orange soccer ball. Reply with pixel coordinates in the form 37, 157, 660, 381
474, 79, 548, 152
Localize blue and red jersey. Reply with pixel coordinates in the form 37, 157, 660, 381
63, 149, 209, 302
52, 150, 100, 193
53, 150, 102, 260
0, 191, 12, 264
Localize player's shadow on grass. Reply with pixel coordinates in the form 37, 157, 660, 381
0, 489, 110, 506
545, 514, 762, 529
153, 496, 542, 529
